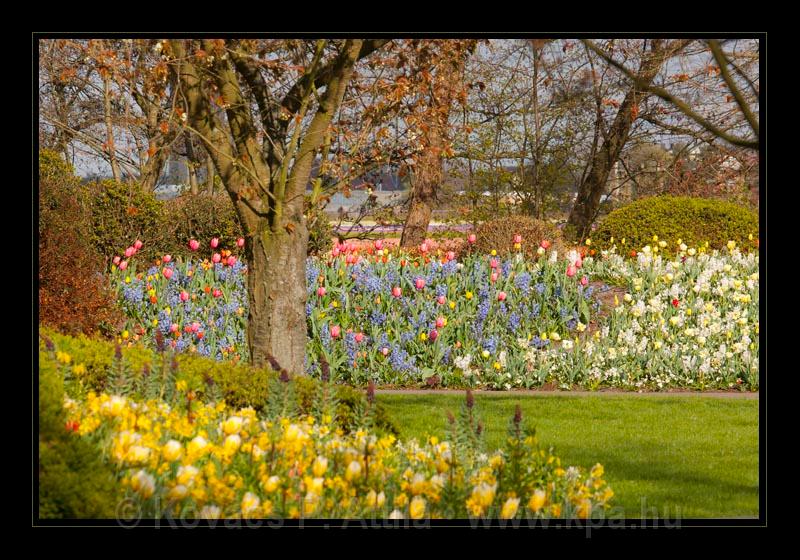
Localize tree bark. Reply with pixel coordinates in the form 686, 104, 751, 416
205, 155, 215, 195
102, 76, 122, 182
401, 127, 442, 248
566, 41, 670, 241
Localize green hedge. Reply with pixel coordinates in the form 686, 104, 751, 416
38, 329, 399, 437
38, 349, 122, 519
592, 196, 759, 250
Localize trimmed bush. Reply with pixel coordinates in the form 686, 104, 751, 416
38, 151, 123, 337
86, 179, 165, 263
593, 196, 759, 250
38, 347, 121, 519
163, 194, 243, 258
472, 215, 564, 259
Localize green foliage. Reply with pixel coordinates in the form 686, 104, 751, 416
593, 196, 759, 250
472, 215, 565, 258
38, 350, 121, 519
39, 329, 399, 437
86, 180, 165, 262
306, 196, 333, 256
164, 194, 243, 258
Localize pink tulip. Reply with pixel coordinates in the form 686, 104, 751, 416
429, 329, 438, 342
345, 254, 356, 265
490, 258, 498, 269
169, 323, 179, 333
575, 257, 583, 269
191, 322, 200, 333
580, 276, 589, 286
513, 234, 522, 244
392, 286, 402, 298
227, 256, 236, 267
468, 234, 477, 244
331, 325, 341, 339
212, 288, 222, 298
134, 239, 143, 250
317, 286, 327, 297
415, 277, 425, 290
332, 246, 341, 257
541, 240, 551, 250
374, 240, 384, 251
381, 347, 390, 357
490, 271, 499, 283
355, 332, 364, 344
497, 291, 507, 302
112, 256, 121, 265
125, 246, 135, 258
180, 291, 189, 302
420, 242, 429, 254
436, 317, 446, 328
119, 260, 128, 271
163, 267, 173, 279
446, 251, 456, 262
162, 254, 172, 263
566, 265, 577, 277
437, 295, 446, 306
212, 253, 221, 264
237, 237, 245, 248
188, 239, 200, 251
210, 237, 220, 248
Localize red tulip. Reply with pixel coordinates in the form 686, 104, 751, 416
163, 267, 174, 279
134, 239, 143, 250
437, 295, 446, 306
180, 291, 189, 302
189, 239, 200, 251
196, 331, 204, 340
468, 234, 477, 244
210, 237, 220, 248
490, 258, 499, 269
212, 288, 223, 298
566, 265, 577, 277
540, 240, 551, 250
237, 237, 245, 247
497, 291, 507, 302
317, 286, 327, 297
392, 286, 402, 298
580, 276, 588, 286
672, 299, 679, 308
169, 323, 179, 334
212, 253, 221, 264
331, 325, 341, 339
513, 234, 522, 244
429, 329, 439, 342
355, 332, 364, 344
119, 260, 128, 271
415, 277, 426, 290
162, 254, 172, 263
125, 246, 135, 258
436, 317, 446, 328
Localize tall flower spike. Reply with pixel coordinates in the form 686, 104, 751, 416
367, 380, 376, 404
466, 389, 474, 409
319, 354, 330, 382
513, 404, 522, 426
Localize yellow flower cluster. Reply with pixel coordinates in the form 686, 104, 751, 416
66, 392, 612, 519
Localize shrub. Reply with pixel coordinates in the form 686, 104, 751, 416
38, 346, 121, 519
86, 179, 165, 263
39, 329, 399, 437
163, 194, 243, 259
38, 151, 123, 337
472, 215, 564, 259
592, 196, 759, 250
306, 195, 333, 256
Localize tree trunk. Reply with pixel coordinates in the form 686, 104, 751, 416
566, 41, 668, 241
401, 128, 443, 248
246, 219, 310, 373
103, 76, 122, 183
205, 155, 215, 195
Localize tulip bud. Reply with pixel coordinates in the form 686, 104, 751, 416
415, 277, 425, 290
227, 256, 236, 267
317, 286, 327, 297
437, 295, 446, 306
497, 291, 507, 302
429, 329, 438, 342
212, 253, 221, 264
331, 325, 341, 338
355, 332, 364, 343
381, 347, 389, 357
580, 276, 588, 286
566, 265, 577, 277
436, 317, 446, 328
125, 246, 135, 258
374, 239, 383, 251
112, 256, 121, 265
134, 239, 143, 250
188, 239, 200, 251
210, 237, 220, 248
119, 260, 128, 271
180, 291, 189, 302
237, 237, 245, 248
467, 234, 477, 244
513, 234, 522, 244
163, 267, 173, 279
162, 254, 172, 263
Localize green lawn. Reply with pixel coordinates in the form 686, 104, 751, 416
378, 393, 759, 519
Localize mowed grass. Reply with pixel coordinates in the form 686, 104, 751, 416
378, 394, 759, 519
